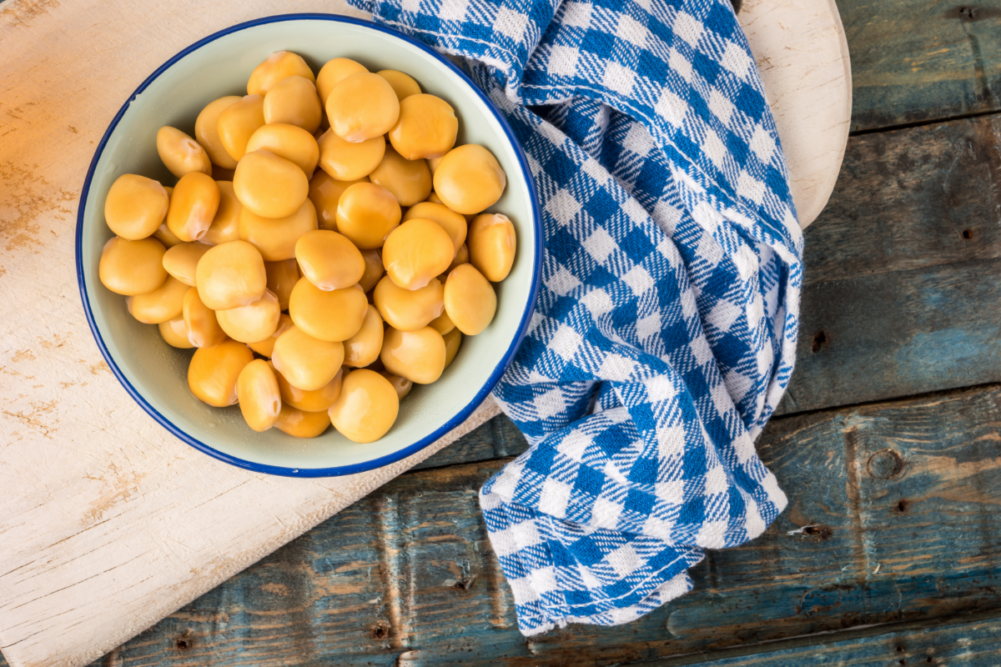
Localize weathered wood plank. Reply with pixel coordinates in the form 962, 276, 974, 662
85, 384, 1001, 666
649, 610, 1001, 666
839, 0, 1001, 132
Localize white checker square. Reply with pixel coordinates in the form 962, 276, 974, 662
636, 312, 662, 341
704, 465, 730, 495
621, 197, 648, 224
736, 170, 766, 205
581, 157, 609, 183
734, 242, 760, 281
707, 89, 735, 125
744, 498, 766, 538
643, 515, 675, 540
673, 11, 703, 47
578, 564, 604, 589
724, 369, 755, 403
546, 188, 582, 226
508, 575, 539, 603
695, 520, 729, 549
720, 40, 752, 79
655, 479, 686, 504
702, 129, 727, 172
603, 61, 636, 95
668, 47, 693, 83
760, 471, 788, 509
599, 353, 637, 382
538, 120, 566, 146
557, 430, 592, 462
535, 387, 568, 420
401, 0, 422, 12
608, 543, 643, 577
548, 45, 580, 77
622, 264, 655, 295
652, 200, 684, 232
489, 463, 523, 501
655, 89, 687, 128
707, 298, 742, 332
616, 14, 648, 47
539, 478, 573, 517
563, 2, 593, 28
439, 0, 469, 21
550, 324, 584, 361
494, 6, 529, 40
749, 125, 777, 162
624, 121, 656, 157
689, 333, 713, 365
643, 374, 674, 401
581, 288, 615, 316
546, 266, 582, 296
583, 227, 617, 263
655, 424, 687, 458
603, 459, 629, 485
591, 497, 624, 528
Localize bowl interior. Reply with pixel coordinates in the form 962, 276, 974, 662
80, 16, 537, 475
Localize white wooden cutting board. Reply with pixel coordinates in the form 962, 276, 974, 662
0, 1, 850, 666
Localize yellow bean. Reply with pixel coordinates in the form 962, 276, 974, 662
447, 242, 470, 274
381, 218, 454, 290
377, 70, 422, 101
369, 146, 431, 207
426, 190, 443, 204
443, 263, 497, 335
263, 75, 322, 134
166, 172, 220, 242
429, 310, 455, 335
343, 306, 384, 368
216, 289, 281, 343
159, 316, 193, 349
373, 276, 444, 331
156, 126, 212, 178
276, 365, 343, 412
195, 96, 242, 169
388, 94, 458, 160
233, 150, 309, 219
380, 326, 446, 385
127, 276, 188, 324
328, 369, 399, 443
240, 198, 318, 261
335, 182, 401, 249
468, 212, 517, 282
442, 328, 462, 369
99, 236, 167, 296
237, 359, 282, 432
289, 278, 368, 342
105, 174, 169, 240
316, 57, 368, 105
358, 248, 385, 293
379, 371, 413, 400
154, 222, 183, 248
295, 229, 364, 291
308, 169, 368, 231
317, 128, 385, 182
402, 202, 467, 254
247, 51, 315, 96
433, 144, 507, 215
271, 324, 344, 391
195, 240, 267, 310
203, 181, 242, 245
275, 404, 331, 438
188, 340, 254, 407
248, 312, 293, 358
162, 241, 211, 286
428, 157, 443, 176
183, 287, 228, 348
217, 94, 266, 161
265, 260, 299, 311
245, 123, 319, 177
326, 72, 400, 143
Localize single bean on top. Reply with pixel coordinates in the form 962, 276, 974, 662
98, 50, 517, 442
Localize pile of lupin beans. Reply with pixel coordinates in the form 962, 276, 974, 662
98, 51, 517, 442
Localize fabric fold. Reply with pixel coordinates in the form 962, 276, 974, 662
350, 0, 803, 635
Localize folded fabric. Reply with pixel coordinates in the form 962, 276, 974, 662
350, 0, 804, 635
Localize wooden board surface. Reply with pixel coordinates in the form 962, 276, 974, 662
0, 1, 850, 666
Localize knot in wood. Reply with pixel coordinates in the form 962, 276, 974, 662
867, 448, 905, 479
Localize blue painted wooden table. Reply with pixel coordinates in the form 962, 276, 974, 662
7, 0, 1001, 665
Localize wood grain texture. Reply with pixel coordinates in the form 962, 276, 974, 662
840, 0, 1001, 132
70, 385, 1001, 667
0, 0, 851, 665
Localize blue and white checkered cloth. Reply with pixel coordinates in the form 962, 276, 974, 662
350, 0, 804, 635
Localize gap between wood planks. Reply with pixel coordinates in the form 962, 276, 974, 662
849, 107, 1001, 138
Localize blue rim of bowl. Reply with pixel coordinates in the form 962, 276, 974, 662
76, 13, 543, 478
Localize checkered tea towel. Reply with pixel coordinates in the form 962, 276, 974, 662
349, 0, 804, 635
